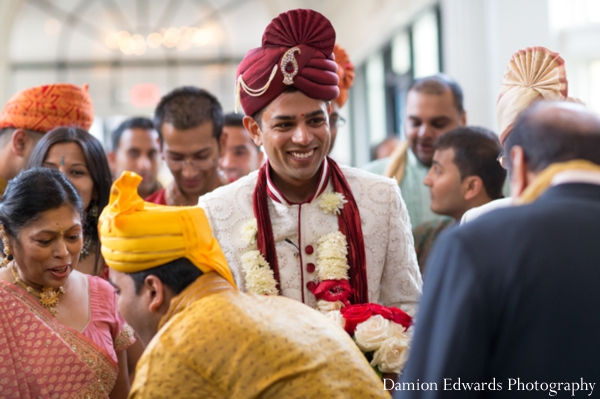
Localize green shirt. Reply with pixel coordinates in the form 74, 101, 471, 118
363, 150, 449, 228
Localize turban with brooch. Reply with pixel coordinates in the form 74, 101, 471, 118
235, 9, 340, 116
99, 172, 236, 287
497, 47, 568, 143
333, 44, 355, 108
0, 83, 94, 133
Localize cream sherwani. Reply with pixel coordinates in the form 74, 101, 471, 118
198, 162, 422, 315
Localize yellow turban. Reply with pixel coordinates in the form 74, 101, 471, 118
98, 172, 236, 287
497, 47, 568, 143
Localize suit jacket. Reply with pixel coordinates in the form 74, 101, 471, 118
396, 183, 600, 398
198, 165, 422, 314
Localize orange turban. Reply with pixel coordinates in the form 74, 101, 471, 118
333, 44, 355, 107
496, 47, 568, 143
0, 83, 94, 133
99, 172, 236, 287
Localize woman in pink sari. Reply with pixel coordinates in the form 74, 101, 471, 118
0, 168, 135, 398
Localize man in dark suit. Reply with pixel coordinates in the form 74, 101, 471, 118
394, 101, 600, 398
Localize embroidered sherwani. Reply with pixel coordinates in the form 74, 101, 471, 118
198, 161, 422, 315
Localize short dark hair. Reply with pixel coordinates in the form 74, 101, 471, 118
435, 126, 506, 199
129, 257, 203, 295
505, 102, 600, 172
27, 127, 112, 269
0, 167, 82, 239
409, 74, 465, 115
223, 112, 245, 128
111, 117, 154, 151
154, 86, 223, 144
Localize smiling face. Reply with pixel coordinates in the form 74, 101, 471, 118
44, 142, 95, 210
161, 121, 224, 199
405, 89, 465, 167
246, 91, 331, 196
9, 204, 82, 289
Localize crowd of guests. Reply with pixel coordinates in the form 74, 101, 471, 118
0, 7, 598, 399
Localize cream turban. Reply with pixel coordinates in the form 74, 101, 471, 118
497, 47, 568, 143
99, 172, 235, 287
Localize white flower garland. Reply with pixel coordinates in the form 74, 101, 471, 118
240, 250, 279, 295
239, 190, 350, 298
316, 231, 350, 281
318, 191, 347, 215
240, 219, 258, 246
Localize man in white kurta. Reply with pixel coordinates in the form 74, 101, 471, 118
199, 9, 422, 316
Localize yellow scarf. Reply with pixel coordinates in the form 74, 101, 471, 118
518, 160, 600, 204
384, 140, 409, 184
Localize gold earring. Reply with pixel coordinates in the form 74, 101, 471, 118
1, 233, 11, 268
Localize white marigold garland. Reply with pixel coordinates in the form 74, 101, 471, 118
240, 190, 349, 298
240, 250, 279, 296
240, 219, 258, 247
315, 231, 350, 281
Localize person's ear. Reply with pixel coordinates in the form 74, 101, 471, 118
244, 116, 262, 147
107, 151, 117, 174
219, 131, 228, 158
143, 275, 167, 314
509, 145, 529, 198
11, 129, 31, 157
462, 175, 483, 201
460, 111, 467, 126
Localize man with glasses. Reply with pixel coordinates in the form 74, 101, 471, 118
146, 86, 228, 206
327, 44, 354, 155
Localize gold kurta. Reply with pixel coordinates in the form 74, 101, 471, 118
130, 273, 388, 399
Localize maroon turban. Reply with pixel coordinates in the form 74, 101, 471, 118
236, 9, 340, 116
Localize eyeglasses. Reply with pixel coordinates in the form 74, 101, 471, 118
165, 155, 216, 171
497, 153, 508, 170
330, 114, 347, 128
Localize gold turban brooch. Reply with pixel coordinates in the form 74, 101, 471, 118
99, 172, 236, 287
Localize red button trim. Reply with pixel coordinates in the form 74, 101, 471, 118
306, 263, 315, 273
306, 281, 316, 291
305, 245, 314, 255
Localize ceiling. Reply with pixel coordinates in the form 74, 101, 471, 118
9, 0, 435, 67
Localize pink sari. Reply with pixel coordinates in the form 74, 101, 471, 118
0, 277, 131, 398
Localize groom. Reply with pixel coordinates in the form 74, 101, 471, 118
198, 9, 422, 314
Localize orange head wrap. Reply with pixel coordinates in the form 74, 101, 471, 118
333, 44, 355, 107
0, 83, 94, 133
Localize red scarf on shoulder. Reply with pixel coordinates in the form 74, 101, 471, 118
252, 157, 368, 304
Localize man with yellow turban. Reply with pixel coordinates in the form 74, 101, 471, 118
0, 83, 94, 197
100, 171, 390, 398
199, 8, 421, 317
397, 101, 600, 398
461, 46, 571, 223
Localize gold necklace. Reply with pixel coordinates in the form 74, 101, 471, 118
11, 265, 65, 316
